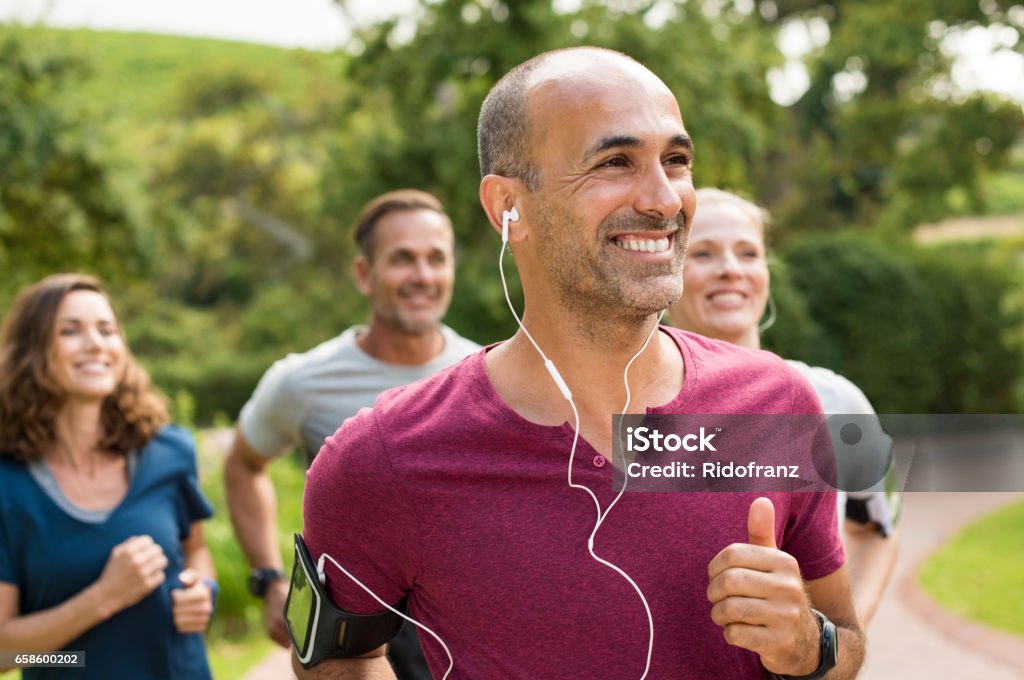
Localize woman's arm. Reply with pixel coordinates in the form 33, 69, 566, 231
0, 535, 167, 655
172, 521, 216, 634
844, 521, 900, 625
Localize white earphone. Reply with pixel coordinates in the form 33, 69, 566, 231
501, 206, 520, 243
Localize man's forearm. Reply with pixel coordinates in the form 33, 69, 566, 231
831, 624, 865, 679
225, 450, 283, 569
291, 649, 396, 679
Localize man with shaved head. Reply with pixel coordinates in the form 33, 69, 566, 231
297, 47, 864, 679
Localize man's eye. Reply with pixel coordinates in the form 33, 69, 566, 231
598, 156, 629, 168
690, 251, 711, 258
664, 154, 691, 166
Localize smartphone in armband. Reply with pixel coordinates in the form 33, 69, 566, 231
285, 533, 406, 669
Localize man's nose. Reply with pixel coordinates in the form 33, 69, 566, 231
410, 259, 436, 284
634, 164, 684, 221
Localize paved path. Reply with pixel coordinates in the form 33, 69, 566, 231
860, 492, 1024, 679
242, 492, 1024, 679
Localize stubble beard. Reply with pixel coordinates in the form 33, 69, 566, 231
535, 207, 688, 321
376, 284, 450, 336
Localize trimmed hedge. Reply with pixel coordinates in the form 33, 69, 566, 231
774, 232, 1021, 414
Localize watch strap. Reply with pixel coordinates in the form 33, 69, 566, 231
249, 567, 286, 597
770, 608, 839, 679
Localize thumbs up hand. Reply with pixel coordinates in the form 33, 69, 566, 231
746, 496, 777, 548
706, 497, 822, 676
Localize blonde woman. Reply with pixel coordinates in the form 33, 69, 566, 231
671, 189, 899, 624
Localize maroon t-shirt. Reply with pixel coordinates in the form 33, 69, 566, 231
305, 327, 844, 679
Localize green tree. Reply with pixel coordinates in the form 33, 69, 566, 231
763, 0, 1024, 232
0, 27, 155, 299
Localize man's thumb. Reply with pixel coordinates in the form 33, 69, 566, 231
747, 497, 776, 548
178, 568, 198, 588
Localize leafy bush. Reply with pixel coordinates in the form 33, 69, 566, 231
781, 233, 943, 412
908, 245, 1023, 412
780, 232, 1023, 413
758, 257, 829, 364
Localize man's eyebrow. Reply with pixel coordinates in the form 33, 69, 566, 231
668, 134, 694, 153
584, 135, 642, 160
584, 133, 694, 161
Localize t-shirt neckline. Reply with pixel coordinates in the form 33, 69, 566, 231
28, 449, 140, 524
471, 325, 695, 442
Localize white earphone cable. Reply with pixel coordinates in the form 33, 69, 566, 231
315, 231, 663, 680
500, 235, 662, 678
316, 553, 454, 680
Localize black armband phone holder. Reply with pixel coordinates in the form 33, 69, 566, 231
285, 533, 405, 669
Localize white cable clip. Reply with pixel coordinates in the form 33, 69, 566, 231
544, 359, 573, 401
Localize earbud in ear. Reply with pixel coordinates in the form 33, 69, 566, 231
501, 206, 520, 243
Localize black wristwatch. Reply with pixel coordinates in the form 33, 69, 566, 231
248, 567, 286, 598
771, 608, 839, 679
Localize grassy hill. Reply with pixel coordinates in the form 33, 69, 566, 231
16, 26, 345, 121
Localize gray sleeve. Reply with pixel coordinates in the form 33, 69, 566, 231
791, 361, 900, 535
238, 358, 304, 458
820, 371, 900, 535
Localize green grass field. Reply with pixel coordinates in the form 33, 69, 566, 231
11, 26, 343, 121
918, 499, 1024, 637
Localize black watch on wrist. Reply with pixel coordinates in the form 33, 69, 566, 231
771, 608, 839, 679
248, 567, 286, 598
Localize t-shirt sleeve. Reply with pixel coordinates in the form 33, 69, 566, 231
822, 371, 875, 416
238, 357, 304, 458
783, 372, 845, 581
303, 409, 415, 614
169, 427, 214, 539
812, 370, 899, 532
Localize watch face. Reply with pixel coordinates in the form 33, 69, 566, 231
248, 571, 265, 597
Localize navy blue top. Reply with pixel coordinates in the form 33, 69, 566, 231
0, 425, 214, 679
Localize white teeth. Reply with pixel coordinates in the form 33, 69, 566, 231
710, 292, 744, 304
614, 237, 670, 253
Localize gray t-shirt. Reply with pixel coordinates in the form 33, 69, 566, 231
787, 359, 898, 536
239, 325, 480, 465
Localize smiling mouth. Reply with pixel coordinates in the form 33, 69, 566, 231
74, 361, 111, 374
611, 234, 672, 253
707, 291, 747, 306
399, 288, 443, 305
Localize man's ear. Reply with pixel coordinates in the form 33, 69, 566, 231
480, 175, 527, 243
353, 255, 373, 296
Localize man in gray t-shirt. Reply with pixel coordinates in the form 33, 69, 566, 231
224, 189, 479, 680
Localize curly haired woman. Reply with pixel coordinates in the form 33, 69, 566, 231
0, 274, 215, 679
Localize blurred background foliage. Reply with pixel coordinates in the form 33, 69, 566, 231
4, 2, 1024, 667
2, 0, 1023, 428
